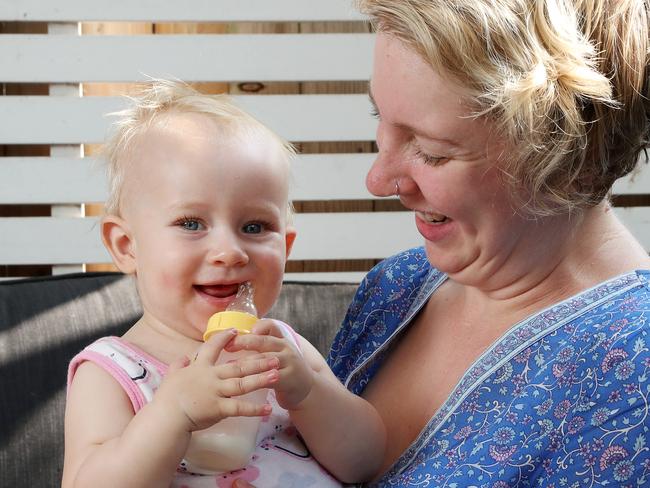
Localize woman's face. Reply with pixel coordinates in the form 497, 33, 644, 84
367, 33, 545, 285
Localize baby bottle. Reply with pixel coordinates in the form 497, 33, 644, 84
183, 282, 268, 474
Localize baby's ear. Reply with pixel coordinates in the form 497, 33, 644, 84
101, 215, 136, 274
285, 226, 297, 259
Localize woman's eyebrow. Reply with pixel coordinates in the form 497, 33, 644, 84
368, 86, 460, 148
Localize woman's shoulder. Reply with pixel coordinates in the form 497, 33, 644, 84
327, 248, 436, 375
336, 247, 440, 330
360, 246, 434, 293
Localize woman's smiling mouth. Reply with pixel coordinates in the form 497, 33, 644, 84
416, 210, 448, 224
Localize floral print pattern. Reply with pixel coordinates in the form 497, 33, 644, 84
328, 247, 650, 487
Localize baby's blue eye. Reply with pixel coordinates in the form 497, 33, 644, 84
181, 219, 201, 231
242, 223, 263, 234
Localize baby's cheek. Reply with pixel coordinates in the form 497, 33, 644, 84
159, 269, 182, 289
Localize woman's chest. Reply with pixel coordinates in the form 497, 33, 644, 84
362, 302, 497, 472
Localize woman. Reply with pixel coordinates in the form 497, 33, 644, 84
238, 0, 650, 485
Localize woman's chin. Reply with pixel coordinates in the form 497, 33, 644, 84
423, 243, 473, 276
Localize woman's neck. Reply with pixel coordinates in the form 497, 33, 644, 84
448, 202, 650, 321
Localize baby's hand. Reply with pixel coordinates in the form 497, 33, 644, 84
153, 329, 279, 433
227, 320, 314, 410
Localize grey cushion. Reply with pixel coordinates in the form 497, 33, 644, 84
0, 272, 357, 488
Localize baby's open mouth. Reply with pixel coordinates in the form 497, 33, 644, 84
194, 283, 240, 298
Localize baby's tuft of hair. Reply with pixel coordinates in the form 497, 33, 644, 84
102, 79, 296, 216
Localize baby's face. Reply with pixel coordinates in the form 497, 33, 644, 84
120, 112, 294, 340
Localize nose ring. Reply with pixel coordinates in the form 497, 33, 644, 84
394, 179, 400, 197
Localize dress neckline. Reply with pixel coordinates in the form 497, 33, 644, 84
375, 269, 649, 482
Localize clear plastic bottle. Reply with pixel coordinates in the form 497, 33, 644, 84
183, 282, 268, 474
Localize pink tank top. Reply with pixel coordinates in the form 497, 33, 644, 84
68, 332, 341, 487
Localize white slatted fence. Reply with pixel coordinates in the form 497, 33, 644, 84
1, 0, 648, 282
0, 0, 414, 282
0, 95, 376, 144
0, 0, 365, 23
0, 35, 374, 83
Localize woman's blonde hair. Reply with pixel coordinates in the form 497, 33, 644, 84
103, 79, 296, 216
358, 0, 650, 215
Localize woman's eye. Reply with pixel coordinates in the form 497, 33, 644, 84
414, 147, 446, 167
242, 222, 263, 234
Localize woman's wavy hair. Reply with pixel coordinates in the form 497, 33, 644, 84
103, 79, 296, 217
358, 0, 650, 215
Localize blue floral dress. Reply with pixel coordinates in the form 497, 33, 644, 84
328, 247, 650, 487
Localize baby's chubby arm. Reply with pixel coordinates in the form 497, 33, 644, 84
228, 320, 386, 483
62, 329, 279, 488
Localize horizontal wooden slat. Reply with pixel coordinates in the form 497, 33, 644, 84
613, 161, 650, 195
0, 213, 423, 265
0, 34, 374, 83
294, 212, 422, 260
0, 158, 103, 204
0, 95, 376, 144
0, 154, 377, 204
613, 207, 650, 251
4, 154, 650, 204
284, 272, 365, 283
1, 208, 648, 266
0, 0, 365, 22
292, 154, 375, 200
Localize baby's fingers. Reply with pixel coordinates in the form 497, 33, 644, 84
220, 398, 272, 419
228, 333, 285, 354
220, 370, 279, 398
233, 479, 257, 488
251, 319, 289, 338
196, 329, 238, 364
218, 356, 280, 380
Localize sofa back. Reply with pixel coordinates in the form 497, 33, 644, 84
0, 272, 358, 487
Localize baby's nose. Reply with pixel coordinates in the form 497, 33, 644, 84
207, 234, 249, 266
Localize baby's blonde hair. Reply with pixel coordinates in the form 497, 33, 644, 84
103, 80, 296, 217
358, 0, 650, 215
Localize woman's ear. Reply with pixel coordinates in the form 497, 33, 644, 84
101, 215, 136, 274
285, 226, 297, 259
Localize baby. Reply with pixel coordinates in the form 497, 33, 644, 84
62, 81, 385, 488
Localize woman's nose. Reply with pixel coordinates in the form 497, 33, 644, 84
366, 122, 407, 197
366, 150, 402, 198
366, 160, 391, 197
